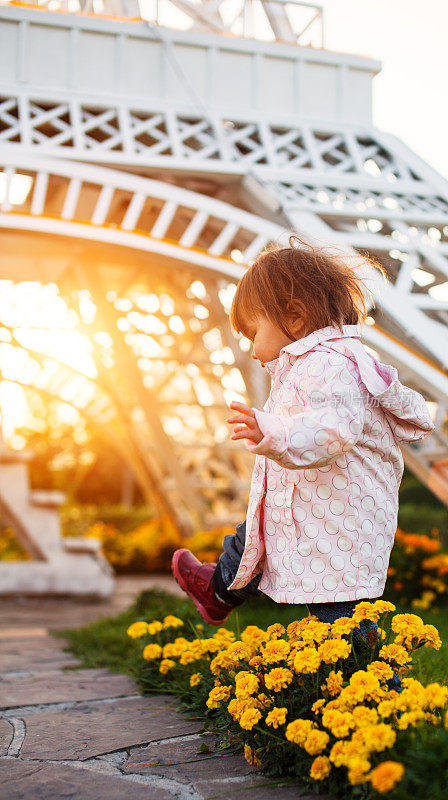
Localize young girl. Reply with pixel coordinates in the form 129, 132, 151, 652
172, 237, 435, 660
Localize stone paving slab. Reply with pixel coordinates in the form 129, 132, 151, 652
0, 759, 173, 800
196, 778, 328, 800
0, 720, 13, 755
0, 575, 183, 631
20, 695, 204, 761
0, 668, 139, 709
0, 635, 80, 673
125, 733, 252, 782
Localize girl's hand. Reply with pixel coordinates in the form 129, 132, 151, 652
227, 401, 264, 444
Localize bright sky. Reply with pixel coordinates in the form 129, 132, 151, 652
319, 0, 448, 181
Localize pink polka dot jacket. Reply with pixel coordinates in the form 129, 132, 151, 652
227, 324, 435, 604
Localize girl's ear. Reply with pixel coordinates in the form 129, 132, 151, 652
286, 300, 305, 338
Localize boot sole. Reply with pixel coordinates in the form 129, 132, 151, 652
171, 549, 230, 626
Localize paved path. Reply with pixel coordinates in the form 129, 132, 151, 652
0, 576, 323, 799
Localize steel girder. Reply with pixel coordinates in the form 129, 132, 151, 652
0, 155, 446, 511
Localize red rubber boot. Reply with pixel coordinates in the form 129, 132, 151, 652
171, 549, 233, 625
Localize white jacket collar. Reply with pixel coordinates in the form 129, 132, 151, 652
262, 325, 361, 377
281, 324, 361, 357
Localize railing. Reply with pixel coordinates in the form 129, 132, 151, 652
4, 0, 324, 46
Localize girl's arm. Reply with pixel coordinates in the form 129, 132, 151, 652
228, 352, 365, 470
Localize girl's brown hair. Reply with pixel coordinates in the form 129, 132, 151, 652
230, 234, 387, 341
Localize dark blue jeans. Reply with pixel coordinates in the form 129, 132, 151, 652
212, 520, 402, 693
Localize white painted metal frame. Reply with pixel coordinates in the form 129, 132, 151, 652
13, 0, 324, 45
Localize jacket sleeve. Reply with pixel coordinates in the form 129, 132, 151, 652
245, 353, 365, 469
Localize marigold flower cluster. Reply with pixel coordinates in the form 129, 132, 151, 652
128, 600, 447, 796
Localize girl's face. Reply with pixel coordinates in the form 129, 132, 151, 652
247, 315, 303, 367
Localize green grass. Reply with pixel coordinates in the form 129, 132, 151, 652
59, 589, 448, 687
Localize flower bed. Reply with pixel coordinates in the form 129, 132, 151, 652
386, 527, 448, 609
127, 602, 448, 798
76, 517, 233, 573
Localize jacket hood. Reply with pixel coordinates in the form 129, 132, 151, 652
325, 338, 435, 444
264, 324, 434, 444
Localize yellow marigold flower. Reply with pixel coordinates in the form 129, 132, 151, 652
127, 621, 148, 638
286, 719, 315, 745
391, 613, 424, 636
241, 626, 267, 646
143, 643, 162, 661
367, 661, 394, 683
377, 699, 397, 719
318, 638, 351, 664
244, 744, 261, 768
397, 710, 426, 730
323, 670, 343, 697
301, 621, 332, 645
369, 761, 404, 793
421, 624, 442, 650
180, 651, 198, 665
226, 641, 252, 662
265, 667, 294, 692
147, 621, 163, 635
257, 692, 273, 707
353, 601, 390, 624
235, 671, 260, 698
249, 655, 263, 667
423, 683, 448, 709
239, 708, 262, 730
347, 756, 371, 785
346, 671, 382, 704
351, 706, 379, 728
267, 623, 285, 639
287, 619, 308, 639
322, 709, 355, 738
329, 740, 345, 766
227, 698, 242, 720
331, 617, 358, 637
310, 755, 331, 781
206, 685, 231, 709
213, 627, 234, 642
228, 697, 258, 720
371, 600, 396, 616
210, 652, 233, 674
265, 707, 287, 728
401, 677, 426, 698
379, 644, 412, 667
304, 729, 330, 756
162, 615, 184, 629
162, 643, 176, 659
352, 723, 396, 753
262, 639, 290, 664
200, 638, 220, 654
293, 646, 321, 674
174, 636, 189, 647
159, 658, 176, 674
190, 673, 202, 687
312, 699, 326, 714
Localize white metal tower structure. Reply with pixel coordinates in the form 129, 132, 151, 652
0, 1, 447, 595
